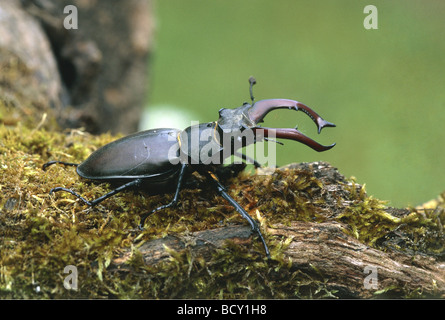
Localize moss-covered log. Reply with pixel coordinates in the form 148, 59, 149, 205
1, 2, 444, 299
1, 125, 444, 298
112, 222, 445, 298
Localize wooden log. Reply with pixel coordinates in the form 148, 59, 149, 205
111, 221, 445, 298
110, 162, 445, 298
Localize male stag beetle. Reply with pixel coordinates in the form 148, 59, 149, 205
43, 77, 336, 258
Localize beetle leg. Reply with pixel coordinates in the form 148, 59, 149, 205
138, 163, 188, 229
49, 178, 143, 206
42, 160, 79, 171
49, 187, 94, 206
233, 150, 261, 168
206, 172, 271, 259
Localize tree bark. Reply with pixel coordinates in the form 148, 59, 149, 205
0, 0, 63, 129
1, 0, 154, 134
110, 162, 445, 298
111, 222, 445, 298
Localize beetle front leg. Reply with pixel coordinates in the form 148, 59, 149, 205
233, 151, 261, 168
206, 172, 271, 259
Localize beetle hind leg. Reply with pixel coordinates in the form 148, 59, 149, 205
50, 187, 94, 206
42, 160, 79, 171
49, 178, 143, 207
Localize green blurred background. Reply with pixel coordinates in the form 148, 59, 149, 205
142, 0, 445, 208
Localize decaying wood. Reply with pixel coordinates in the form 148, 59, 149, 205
112, 221, 445, 298
113, 225, 255, 266
271, 221, 445, 298
110, 162, 445, 298
3, 1, 442, 300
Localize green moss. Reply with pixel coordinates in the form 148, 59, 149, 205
335, 181, 394, 245
0, 123, 335, 298
100, 235, 336, 299
336, 181, 445, 258
0, 122, 444, 298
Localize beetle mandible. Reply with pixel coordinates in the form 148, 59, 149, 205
43, 78, 336, 258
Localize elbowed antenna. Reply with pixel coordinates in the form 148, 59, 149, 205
248, 76, 257, 104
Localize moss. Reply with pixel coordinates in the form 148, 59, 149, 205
335, 181, 396, 245
0, 122, 444, 299
101, 236, 336, 299
336, 181, 445, 258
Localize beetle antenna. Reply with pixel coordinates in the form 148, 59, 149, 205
248, 76, 256, 104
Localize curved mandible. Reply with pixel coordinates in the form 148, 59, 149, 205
254, 127, 336, 152
246, 99, 336, 133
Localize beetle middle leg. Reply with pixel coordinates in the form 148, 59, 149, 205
138, 163, 188, 229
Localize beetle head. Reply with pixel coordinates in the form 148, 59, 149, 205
216, 78, 336, 152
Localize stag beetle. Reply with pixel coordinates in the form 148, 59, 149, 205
43, 78, 336, 258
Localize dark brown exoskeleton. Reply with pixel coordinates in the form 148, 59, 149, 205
43, 78, 336, 258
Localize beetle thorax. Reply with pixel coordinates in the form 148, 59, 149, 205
178, 118, 257, 166
217, 103, 256, 132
